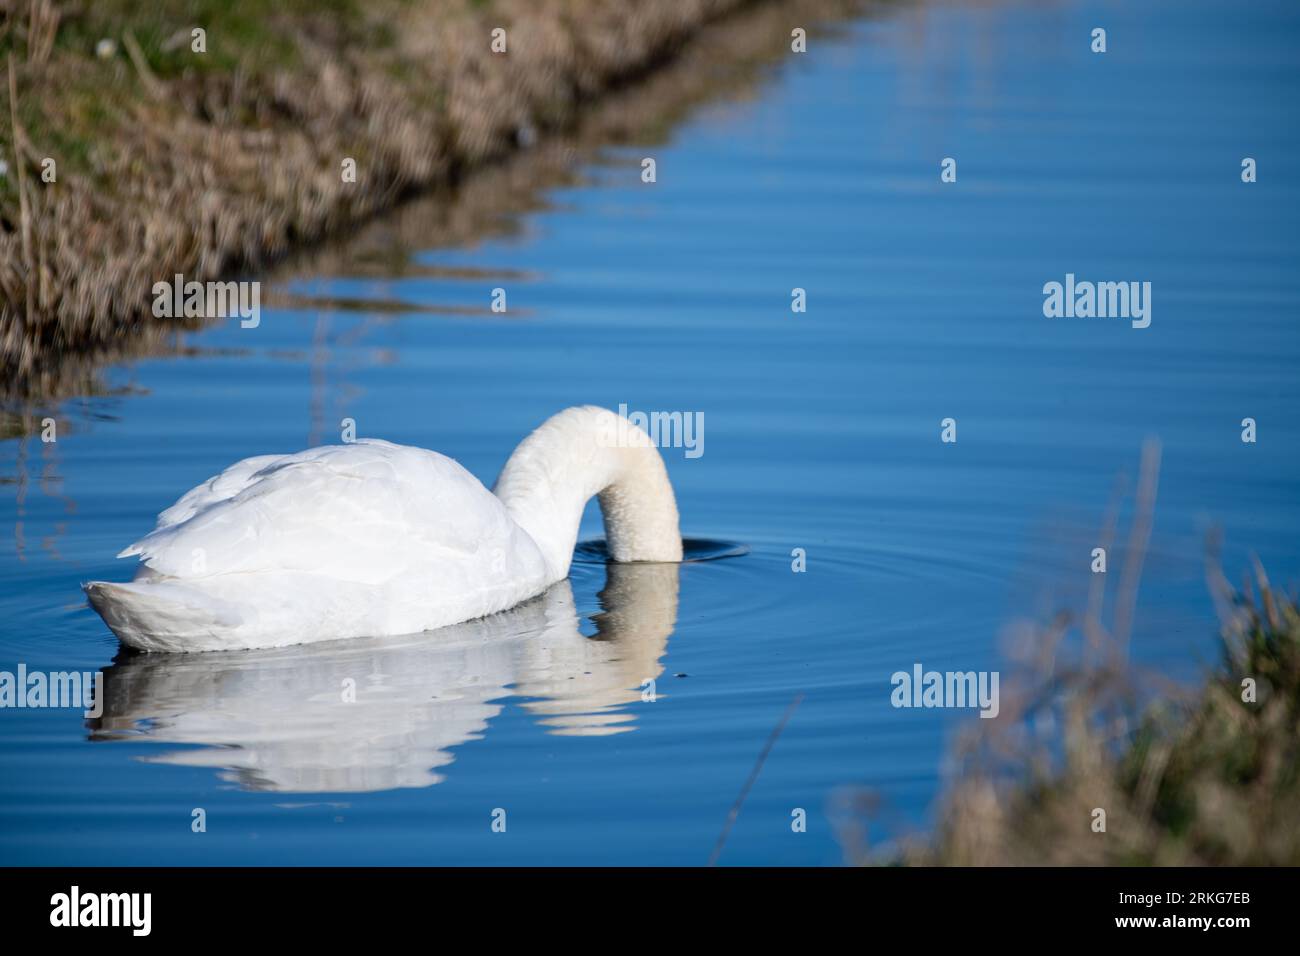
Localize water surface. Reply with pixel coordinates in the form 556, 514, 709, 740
2, 0, 1299, 865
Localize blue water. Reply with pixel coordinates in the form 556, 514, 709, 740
2, 0, 1298, 865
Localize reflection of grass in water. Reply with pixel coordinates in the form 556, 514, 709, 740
841, 444, 1300, 865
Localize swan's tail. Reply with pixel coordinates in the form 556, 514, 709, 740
84, 581, 243, 653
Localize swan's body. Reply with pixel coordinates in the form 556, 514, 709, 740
85, 406, 682, 653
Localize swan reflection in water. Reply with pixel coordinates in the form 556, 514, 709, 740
88, 559, 678, 793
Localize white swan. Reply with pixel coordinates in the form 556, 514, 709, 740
84, 406, 682, 653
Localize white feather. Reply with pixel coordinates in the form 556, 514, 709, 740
85, 407, 682, 653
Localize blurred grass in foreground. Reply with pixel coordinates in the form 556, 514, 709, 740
908, 574, 1300, 865
840, 442, 1300, 865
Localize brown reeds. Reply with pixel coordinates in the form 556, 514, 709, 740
837, 441, 1300, 865
0, 0, 863, 388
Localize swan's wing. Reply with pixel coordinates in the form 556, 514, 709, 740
119, 440, 519, 583
145, 454, 288, 533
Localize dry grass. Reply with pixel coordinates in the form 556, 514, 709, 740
0, 0, 822, 381
838, 441, 1300, 866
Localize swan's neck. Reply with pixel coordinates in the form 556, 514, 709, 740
493, 406, 683, 581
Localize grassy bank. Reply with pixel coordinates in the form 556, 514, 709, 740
0, 0, 862, 410
901, 575, 1300, 866
839, 573, 1300, 865
834, 443, 1300, 865
0, 0, 829, 380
